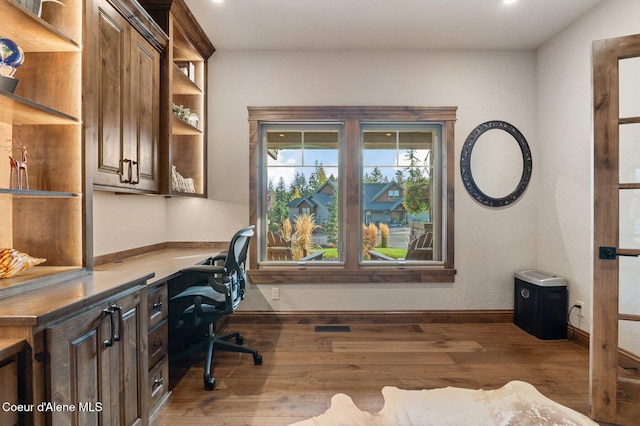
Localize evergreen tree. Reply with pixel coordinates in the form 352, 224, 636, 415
363, 167, 387, 183
309, 161, 328, 191
271, 177, 290, 227
403, 149, 430, 215
370, 167, 386, 183
290, 171, 308, 198
325, 189, 339, 245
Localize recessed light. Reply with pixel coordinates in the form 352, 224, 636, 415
211, 0, 223, 3
504, 0, 518, 4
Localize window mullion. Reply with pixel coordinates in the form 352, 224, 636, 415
343, 119, 361, 270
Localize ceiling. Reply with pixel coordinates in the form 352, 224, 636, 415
184, 0, 604, 52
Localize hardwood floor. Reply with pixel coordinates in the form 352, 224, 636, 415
151, 318, 590, 425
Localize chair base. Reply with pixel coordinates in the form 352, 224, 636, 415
203, 331, 263, 390
172, 330, 263, 391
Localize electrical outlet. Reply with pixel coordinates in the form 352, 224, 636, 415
271, 287, 280, 300
575, 301, 584, 317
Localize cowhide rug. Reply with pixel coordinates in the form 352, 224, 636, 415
290, 381, 598, 426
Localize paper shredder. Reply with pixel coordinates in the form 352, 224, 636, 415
514, 270, 567, 340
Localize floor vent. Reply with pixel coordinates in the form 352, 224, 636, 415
315, 325, 351, 332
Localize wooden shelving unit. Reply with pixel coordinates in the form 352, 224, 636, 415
0, 0, 85, 295
142, 0, 214, 197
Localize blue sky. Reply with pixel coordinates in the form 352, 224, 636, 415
268, 147, 431, 188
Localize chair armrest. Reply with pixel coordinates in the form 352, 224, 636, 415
182, 264, 225, 275
301, 250, 324, 261
208, 253, 227, 265
180, 265, 229, 294
368, 250, 395, 261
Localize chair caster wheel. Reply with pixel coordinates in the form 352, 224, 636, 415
254, 354, 263, 365
204, 376, 216, 391
236, 335, 244, 345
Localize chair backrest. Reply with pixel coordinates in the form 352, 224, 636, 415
266, 231, 293, 260
406, 232, 433, 260
224, 226, 254, 309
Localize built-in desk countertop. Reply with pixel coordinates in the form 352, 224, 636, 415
0, 248, 220, 330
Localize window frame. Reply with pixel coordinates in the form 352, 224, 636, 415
248, 106, 457, 283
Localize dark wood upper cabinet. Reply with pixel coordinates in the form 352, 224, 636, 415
86, 0, 167, 194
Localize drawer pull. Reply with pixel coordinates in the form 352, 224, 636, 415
153, 377, 164, 387
153, 340, 163, 348
153, 302, 163, 310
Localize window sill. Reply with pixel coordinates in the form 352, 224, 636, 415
248, 267, 456, 284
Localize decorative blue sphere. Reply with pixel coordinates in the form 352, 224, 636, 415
0, 37, 25, 69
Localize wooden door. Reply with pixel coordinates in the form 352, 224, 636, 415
592, 33, 640, 425
130, 30, 160, 192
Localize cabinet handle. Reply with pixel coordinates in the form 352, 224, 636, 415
153, 301, 163, 310
153, 340, 163, 348
120, 159, 131, 183
103, 308, 115, 347
153, 377, 163, 387
103, 305, 123, 347
130, 160, 139, 185
112, 305, 123, 342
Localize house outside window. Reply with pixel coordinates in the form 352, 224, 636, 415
248, 106, 456, 284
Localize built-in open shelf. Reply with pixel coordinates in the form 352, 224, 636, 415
172, 115, 202, 135
3, 0, 81, 51
172, 63, 202, 94
0, 91, 80, 125
0, 189, 81, 198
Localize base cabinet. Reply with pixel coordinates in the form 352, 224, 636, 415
47, 286, 148, 425
147, 282, 169, 417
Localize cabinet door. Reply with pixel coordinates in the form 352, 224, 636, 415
93, 0, 130, 189
116, 288, 147, 426
48, 287, 147, 426
91, 0, 159, 193
48, 303, 115, 426
130, 30, 160, 192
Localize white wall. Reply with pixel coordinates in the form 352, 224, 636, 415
193, 50, 539, 311
92, 1, 639, 333
537, 0, 640, 346
93, 192, 167, 256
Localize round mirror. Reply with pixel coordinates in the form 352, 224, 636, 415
460, 121, 532, 207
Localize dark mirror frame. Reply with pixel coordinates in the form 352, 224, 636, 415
460, 120, 532, 208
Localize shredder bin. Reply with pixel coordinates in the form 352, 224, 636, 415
514, 270, 567, 340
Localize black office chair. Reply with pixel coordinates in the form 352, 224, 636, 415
170, 225, 262, 390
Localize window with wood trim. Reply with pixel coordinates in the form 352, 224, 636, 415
248, 106, 457, 284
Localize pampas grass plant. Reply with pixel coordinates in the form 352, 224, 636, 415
379, 223, 389, 248
291, 214, 320, 259
362, 222, 378, 259
281, 217, 292, 242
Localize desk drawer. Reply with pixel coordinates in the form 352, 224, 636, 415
148, 320, 168, 368
148, 284, 168, 329
148, 356, 169, 415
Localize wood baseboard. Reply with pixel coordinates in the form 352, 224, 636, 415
232, 309, 514, 325
93, 241, 228, 266
568, 323, 590, 350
